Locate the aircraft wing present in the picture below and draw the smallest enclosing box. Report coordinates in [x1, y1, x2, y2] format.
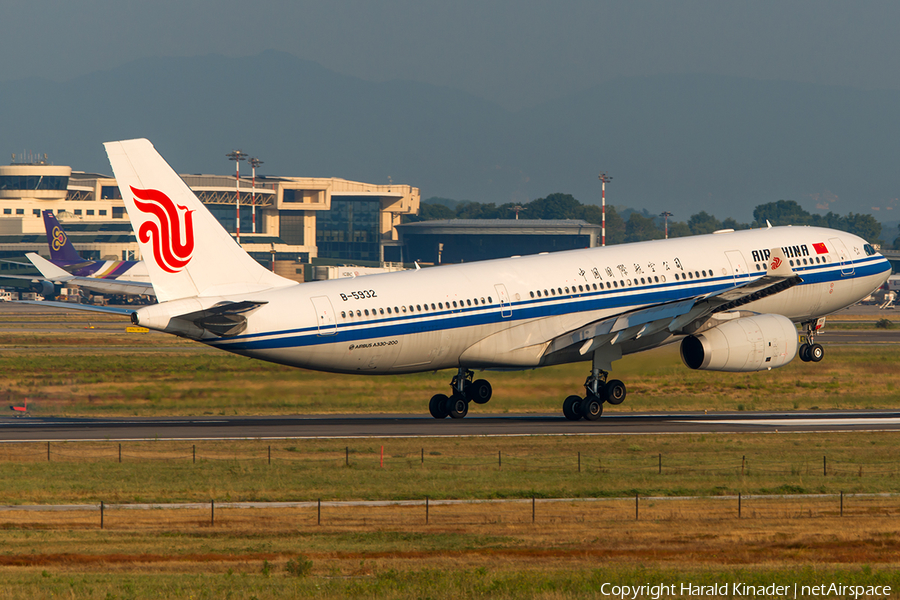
[26, 253, 156, 297]
[0, 259, 34, 268]
[545, 248, 802, 366]
[14, 300, 135, 316]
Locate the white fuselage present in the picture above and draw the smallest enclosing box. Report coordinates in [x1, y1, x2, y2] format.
[153, 226, 889, 375]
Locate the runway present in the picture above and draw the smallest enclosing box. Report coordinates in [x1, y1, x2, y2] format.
[2, 410, 900, 441]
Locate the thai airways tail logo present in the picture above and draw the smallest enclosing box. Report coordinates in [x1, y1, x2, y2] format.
[130, 186, 195, 273]
[50, 226, 67, 252]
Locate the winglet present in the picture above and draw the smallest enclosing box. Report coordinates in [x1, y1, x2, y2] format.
[765, 248, 794, 278]
[26, 252, 73, 281]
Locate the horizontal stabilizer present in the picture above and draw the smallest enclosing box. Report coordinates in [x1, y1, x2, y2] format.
[174, 300, 268, 337]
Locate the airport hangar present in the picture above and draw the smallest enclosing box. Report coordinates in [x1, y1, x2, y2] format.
[0, 156, 603, 287]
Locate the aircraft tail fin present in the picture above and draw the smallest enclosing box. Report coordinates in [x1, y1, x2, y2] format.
[43, 210, 83, 263]
[103, 139, 296, 303]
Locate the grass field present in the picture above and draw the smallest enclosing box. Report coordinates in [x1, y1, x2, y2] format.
[1, 328, 899, 417]
[0, 307, 899, 597]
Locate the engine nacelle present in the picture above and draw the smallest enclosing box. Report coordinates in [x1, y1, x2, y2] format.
[680, 313, 798, 372]
[30, 280, 55, 298]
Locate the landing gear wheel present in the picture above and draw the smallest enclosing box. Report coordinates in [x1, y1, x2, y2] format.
[429, 394, 450, 419]
[467, 379, 492, 404]
[447, 394, 469, 419]
[581, 395, 604, 421]
[808, 343, 824, 362]
[604, 379, 626, 405]
[563, 395, 583, 421]
[798, 343, 811, 362]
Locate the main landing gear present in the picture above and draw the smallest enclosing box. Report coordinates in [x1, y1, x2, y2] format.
[429, 367, 492, 419]
[562, 367, 627, 421]
[798, 318, 825, 363]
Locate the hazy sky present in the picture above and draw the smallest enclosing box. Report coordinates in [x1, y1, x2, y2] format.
[5, 0, 900, 110]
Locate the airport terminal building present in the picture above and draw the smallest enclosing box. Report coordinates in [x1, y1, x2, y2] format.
[0, 155, 613, 289]
[0, 157, 420, 282]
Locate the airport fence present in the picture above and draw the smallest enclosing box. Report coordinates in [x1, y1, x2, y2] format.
[0, 440, 898, 478]
[2, 492, 900, 532]
[3, 440, 900, 530]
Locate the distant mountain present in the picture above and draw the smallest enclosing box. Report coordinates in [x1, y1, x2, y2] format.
[2, 51, 899, 223]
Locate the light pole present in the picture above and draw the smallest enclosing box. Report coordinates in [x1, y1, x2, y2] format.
[249, 157, 263, 234]
[227, 150, 247, 243]
[598, 172, 612, 246]
[660, 211, 673, 239]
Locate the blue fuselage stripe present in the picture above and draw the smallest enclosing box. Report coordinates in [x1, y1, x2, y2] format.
[208, 255, 889, 352]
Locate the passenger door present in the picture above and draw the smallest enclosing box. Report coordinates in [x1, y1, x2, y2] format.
[310, 296, 337, 335]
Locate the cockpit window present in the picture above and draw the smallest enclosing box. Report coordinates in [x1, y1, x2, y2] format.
[864, 244, 877, 256]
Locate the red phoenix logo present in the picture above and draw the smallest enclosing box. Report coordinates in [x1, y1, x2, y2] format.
[130, 187, 195, 273]
[770, 257, 782, 270]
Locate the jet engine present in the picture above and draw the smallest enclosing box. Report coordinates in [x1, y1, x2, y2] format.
[30, 280, 56, 298]
[680, 313, 798, 372]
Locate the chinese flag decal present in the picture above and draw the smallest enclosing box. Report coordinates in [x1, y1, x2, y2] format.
[813, 242, 828, 255]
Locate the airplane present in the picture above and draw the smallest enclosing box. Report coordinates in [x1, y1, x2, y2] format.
[38, 210, 150, 282]
[24, 210, 155, 298]
[73, 138, 892, 420]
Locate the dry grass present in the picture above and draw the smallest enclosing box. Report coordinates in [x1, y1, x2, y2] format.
[1, 498, 900, 570]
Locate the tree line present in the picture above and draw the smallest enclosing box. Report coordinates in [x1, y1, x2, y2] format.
[409, 195, 892, 246]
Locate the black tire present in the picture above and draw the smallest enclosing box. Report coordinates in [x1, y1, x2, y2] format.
[798, 343, 811, 362]
[581, 395, 603, 421]
[809, 343, 824, 362]
[447, 394, 468, 419]
[429, 394, 450, 419]
[604, 379, 626, 405]
[467, 379, 492, 404]
[563, 395, 583, 421]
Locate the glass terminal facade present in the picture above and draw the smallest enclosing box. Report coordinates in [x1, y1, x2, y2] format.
[316, 197, 380, 261]
[0, 175, 68, 191]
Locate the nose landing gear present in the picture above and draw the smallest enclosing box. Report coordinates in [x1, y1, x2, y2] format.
[798, 318, 825, 363]
[429, 367, 493, 419]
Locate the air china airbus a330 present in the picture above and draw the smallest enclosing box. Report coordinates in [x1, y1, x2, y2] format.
[97, 139, 889, 421]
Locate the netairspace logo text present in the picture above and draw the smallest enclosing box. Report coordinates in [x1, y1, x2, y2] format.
[599, 582, 892, 599]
